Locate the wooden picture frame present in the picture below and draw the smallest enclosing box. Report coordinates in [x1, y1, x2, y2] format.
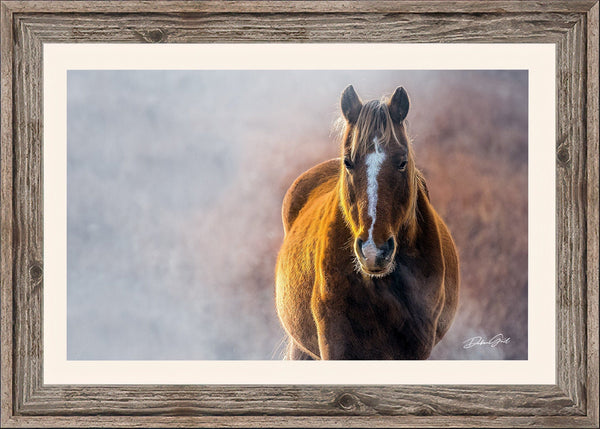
[1, 1, 598, 427]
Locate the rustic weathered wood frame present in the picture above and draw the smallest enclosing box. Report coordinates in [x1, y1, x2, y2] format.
[1, 1, 598, 427]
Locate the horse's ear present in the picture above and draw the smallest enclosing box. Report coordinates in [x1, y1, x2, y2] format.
[341, 85, 362, 124]
[388, 86, 410, 123]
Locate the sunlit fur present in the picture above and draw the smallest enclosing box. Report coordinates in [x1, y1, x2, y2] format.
[275, 86, 460, 360]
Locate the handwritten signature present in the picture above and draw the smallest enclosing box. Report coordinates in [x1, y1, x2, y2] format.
[463, 334, 511, 349]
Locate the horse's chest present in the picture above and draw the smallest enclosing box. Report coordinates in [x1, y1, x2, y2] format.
[345, 294, 402, 346]
[337, 270, 434, 359]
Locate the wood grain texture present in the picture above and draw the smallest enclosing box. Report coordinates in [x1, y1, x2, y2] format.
[1, 2, 15, 427]
[1, 0, 598, 14]
[556, 15, 589, 416]
[15, 12, 580, 43]
[2, 415, 600, 429]
[10, 8, 44, 417]
[18, 385, 583, 416]
[586, 3, 600, 427]
[0, 1, 598, 428]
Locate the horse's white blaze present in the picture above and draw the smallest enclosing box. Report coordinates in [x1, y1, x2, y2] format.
[364, 137, 386, 259]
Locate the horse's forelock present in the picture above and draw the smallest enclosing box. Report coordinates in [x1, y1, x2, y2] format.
[348, 100, 405, 159]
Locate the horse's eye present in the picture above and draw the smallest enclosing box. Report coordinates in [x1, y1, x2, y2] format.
[398, 160, 408, 171]
[344, 157, 354, 170]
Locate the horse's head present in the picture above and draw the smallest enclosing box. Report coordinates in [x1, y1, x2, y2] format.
[338, 85, 417, 277]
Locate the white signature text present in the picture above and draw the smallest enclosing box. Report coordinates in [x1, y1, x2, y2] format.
[463, 334, 511, 349]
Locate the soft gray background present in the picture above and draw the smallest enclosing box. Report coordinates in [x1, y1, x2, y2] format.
[67, 70, 528, 360]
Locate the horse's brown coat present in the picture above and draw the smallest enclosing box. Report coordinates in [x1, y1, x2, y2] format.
[275, 86, 459, 360]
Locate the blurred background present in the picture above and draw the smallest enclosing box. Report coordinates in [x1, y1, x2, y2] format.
[67, 70, 528, 360]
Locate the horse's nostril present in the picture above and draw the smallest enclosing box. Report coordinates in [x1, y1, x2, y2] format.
[356, 238, 365, 259]
[383, 237, 396, 259]
[386, 237, 395, 250]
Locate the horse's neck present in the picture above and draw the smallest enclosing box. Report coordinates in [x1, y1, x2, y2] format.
[398, 175, 426, 248]
[324, 183, 348, 236]
[400, 178, 442, 258]
[398, 216, 419, 250]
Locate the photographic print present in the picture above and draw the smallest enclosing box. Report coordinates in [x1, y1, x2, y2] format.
[66, 69, 528, 361]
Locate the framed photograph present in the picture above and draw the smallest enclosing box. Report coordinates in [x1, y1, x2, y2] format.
[1, 1, 598, 427]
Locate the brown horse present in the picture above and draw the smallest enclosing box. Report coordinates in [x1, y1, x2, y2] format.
[275, 85, 459, 360]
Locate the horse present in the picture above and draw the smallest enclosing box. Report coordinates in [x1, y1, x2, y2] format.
[275, 85, 459, 360]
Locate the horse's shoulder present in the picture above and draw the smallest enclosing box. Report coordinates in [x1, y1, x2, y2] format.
[282, 159, 339, 233]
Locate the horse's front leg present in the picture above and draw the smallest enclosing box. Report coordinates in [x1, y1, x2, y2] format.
[312, 298, 351, 360]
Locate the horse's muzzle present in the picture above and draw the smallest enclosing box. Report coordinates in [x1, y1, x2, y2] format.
[355, 236, 396, 276]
